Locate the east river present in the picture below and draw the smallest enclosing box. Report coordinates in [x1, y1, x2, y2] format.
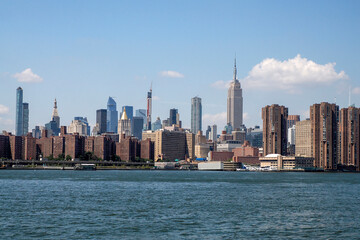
[1, 170, 359, 239]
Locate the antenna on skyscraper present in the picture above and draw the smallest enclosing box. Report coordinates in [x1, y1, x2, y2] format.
[349, 85, 351, 107]
[233, 52, 237, 82]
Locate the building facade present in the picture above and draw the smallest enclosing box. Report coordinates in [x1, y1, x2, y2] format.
[310, 102, 339, 170]
[154, 130, 186, 161]
[287, 115, 300, 128]
[339, 106, 360, 171]
[262, 104, 288, 156]
[22, 102, 29, 135]
[96, 109, 107, 134]
[295, 120, 311, 157]
[210, 124, 217, 142]
[132, 116, 144, 140]
[68, 118, 90, 136]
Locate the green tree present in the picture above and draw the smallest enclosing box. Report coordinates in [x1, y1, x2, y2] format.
[65, 155, 72, 161]
[57, 153, 65, 160]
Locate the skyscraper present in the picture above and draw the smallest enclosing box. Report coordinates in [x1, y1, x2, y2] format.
[227, 58, 243, 130]
[169, 108, 178, 125]
[136, 109, 147, 130]
[96, 109, 107, 134]
[146, 86, 152, 130]
[210, 124, 217, 142]
[45, 99, 60, 136]
[191, 96, 202, 134]
[310, 102, 339, 170]
[339, 106, 360, 171]
[51, 99, 60, 129]
[262, 104, 288, 156]
[205, 126, 211, 140]
[132, 116, 144, 140]
[15, 87, 23, 136]
[121, 106, 133, 121]
[118, 107, 131, 138]
[22, 102, 29, 135]
[107, 97, 118, 133]
[152, 117, 162, 131]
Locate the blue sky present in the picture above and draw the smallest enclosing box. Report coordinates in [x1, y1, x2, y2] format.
[1, 0, 360, 132]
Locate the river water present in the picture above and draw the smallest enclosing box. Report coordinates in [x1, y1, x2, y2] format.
[0, 170, 359, 239]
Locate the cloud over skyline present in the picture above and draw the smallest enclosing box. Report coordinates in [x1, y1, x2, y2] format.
[352, 87, 360, 95]
[211, 80, 232, 89]
[13, 68, 43, 83]
[160, 70, 184, 78]
[243, 55, 347, 92]
[0, 104, 9, 114]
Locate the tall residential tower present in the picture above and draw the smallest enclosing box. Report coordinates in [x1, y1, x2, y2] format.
[146, 85, 152, 130]
[15, 87, 23, 136]
[227, 58, 243, 130]
[191, 96, 202, 134]
[262, 104, 288, 156]
[310, 102, 339, 170]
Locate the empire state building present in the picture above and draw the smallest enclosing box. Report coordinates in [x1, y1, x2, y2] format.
[227, 58, 243, 129]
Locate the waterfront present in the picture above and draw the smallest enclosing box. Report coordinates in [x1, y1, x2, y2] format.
[1, 170, 360, 239]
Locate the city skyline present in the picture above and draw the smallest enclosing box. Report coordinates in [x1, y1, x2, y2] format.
[1, 1, 360, 133]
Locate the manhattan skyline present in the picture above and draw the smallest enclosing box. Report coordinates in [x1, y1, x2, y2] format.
[0, 1, 359, 133]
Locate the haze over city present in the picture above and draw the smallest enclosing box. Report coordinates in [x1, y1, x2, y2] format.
[1, 0, 359, 133]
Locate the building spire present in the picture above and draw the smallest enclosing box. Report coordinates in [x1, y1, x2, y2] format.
[52, 98, 59, 118]
[121, 106, 128, 120]
[233, 55, 237, 82]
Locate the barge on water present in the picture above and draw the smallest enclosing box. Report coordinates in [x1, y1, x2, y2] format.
[74, 164, 96, 171]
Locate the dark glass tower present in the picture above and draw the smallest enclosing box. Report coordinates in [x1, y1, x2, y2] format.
[96, 109, 107, 134]
[169, 108, 178, 125]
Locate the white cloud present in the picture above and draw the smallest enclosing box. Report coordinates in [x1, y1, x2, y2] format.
[153, 96, 160, 100]
[211, 80, 231, 89]
[243, 112, 249, 121]
[13, 68, 43, 83]
[0, 117, 13, 125]
[352, 87, 360, 95]
[243, 54, 347, 92]
[160, 70, 184, 78]
[203, 112, 227, 128]
[0, 104, 9, 114]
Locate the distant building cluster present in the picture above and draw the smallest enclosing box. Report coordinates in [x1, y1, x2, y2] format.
[3, 59, 360, 172]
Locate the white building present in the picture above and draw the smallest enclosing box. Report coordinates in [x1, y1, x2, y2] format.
[210, 124, 217, 142]
[288, 125, 296, 145]
[68, 120, 88, 136]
